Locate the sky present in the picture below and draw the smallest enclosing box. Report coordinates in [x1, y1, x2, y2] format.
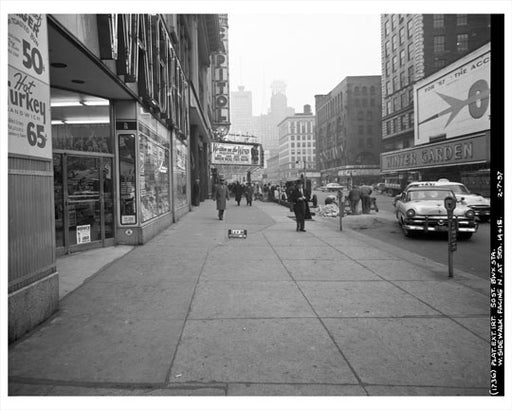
[228, 13, 382, 116]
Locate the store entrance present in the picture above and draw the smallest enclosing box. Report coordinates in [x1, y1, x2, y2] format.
[54, 153, 114, 255]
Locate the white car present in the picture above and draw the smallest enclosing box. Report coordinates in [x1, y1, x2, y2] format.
[321, 183, 345, 192]
[395, 186, 478, 240]
[403, 179, 490, 222]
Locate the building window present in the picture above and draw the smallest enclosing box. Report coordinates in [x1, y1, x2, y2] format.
[408, 65, 414, 83]
[391, 14, 397, 30]
[433, 14, 444, 28]
[409, 112, 414, 128]
[387, 100, 392, 115]
[401, 115, 407, 130]
[393, 76, 399, 92]
[385, 20, 390, 36]
[407, 44, 413, 61]
[362, 86, 368, 95]
[434, 58, 446, 70]
[393, 118, 398, 133]
[291, 136, 294, 141]
[401, 92, 408, 107]
[385, 41, 390, 57]
[433, 35, 445, 53]
[291, 143, 295, 148]
[457, 34, 469, 52]
[362, 99, 368, 107]
[358, 125, 364, 135]
[386, 121, 391, 135]
[400, 71, 406, 88]
[392, 56, 397, 71]
[358, 110, 364, 120]
[399, 50, 405, 66]
[407, 19, 413, 37]
[385, 62, 390, 76]
[399, 27, 405, 45]
[392, 35, 397, 51]
[457, 14, 467, 26]
[354, 86, 360, 95]
[370, 86, 376, 95]
[386, 81, 392, 96]
[394, 96, 400, 111]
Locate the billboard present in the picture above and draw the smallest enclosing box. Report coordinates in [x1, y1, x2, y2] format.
[211, 142, 262, 166]
[414, 43, 490, 145]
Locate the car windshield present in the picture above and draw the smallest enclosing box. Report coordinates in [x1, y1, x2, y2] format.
[444, 184, 470, 194]
[408, 190, 454, 201]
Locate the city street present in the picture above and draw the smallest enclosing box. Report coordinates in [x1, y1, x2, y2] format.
[9, 199, 490, 401]
[312, 190, 491, 280]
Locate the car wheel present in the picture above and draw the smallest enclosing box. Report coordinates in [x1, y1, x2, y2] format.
[457, 232, 473, 240]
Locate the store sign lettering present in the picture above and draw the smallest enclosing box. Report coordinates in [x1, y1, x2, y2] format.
[381, 134, 488, 172]
[211, 15, 230, 135]
[8, 14, 51, 159]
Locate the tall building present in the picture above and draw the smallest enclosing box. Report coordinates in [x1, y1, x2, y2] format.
[277, 105, 316, 182]
[315, 76, 382, 186]
[229, 85, 254, 135]
[254, 80, 295, 158]
[8, 14, 226, 342]
[380, 14, 491, 152]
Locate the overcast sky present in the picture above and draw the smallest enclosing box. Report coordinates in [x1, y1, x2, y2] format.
[228, 13, 382, 116]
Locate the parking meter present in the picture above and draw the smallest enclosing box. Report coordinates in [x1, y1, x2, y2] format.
[444, 196, 457, 277]
[444, 196, 456, 212]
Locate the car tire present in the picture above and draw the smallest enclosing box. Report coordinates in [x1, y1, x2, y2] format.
[457, 232, 473, 240]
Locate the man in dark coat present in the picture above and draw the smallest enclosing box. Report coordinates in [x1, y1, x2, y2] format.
[348, 186, 361, 215]
[359, 185, 373, 214]
[234, 181, 244, 206]
[288, 180, 308, 232]
[245, 183, 254, 206]
[213, 176, 229, 220]
[192, 178, 200, 206]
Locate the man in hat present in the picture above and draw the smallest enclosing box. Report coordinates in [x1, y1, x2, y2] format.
[213, 176, 229, 220]
[288, 180, 308, 232]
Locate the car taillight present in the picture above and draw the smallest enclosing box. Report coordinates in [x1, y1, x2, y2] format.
[406, 209, 415, 217]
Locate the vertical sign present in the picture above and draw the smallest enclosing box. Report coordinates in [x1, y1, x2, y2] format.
[8, 14, 52, 159]
[211, 14, 230, 137]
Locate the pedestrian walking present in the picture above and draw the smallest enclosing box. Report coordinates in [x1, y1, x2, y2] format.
[192, 178, 201, 206]
[360, 185, 373, 214]
[348, 186, 361, 215]
[234, 181, 244, 206]
[213, 176, 229, 220]
[288, 180, 307, 232]
[245, 183, 254, 206]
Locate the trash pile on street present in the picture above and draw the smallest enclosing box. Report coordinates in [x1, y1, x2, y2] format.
[316, 203, 339, 217]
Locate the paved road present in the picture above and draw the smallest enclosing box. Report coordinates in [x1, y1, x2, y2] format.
[311, 190, 491, 280]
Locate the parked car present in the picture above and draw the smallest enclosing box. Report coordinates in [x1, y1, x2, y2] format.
[394, 179, 490, 222]
[394, 186, 478, 240]
[320, 183, 345, 192]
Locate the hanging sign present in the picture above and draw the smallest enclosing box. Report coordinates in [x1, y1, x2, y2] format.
[8, 14, 52, 159]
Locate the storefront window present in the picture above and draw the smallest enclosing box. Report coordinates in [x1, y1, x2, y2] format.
[139, 132, 170, 223]
[51, 88, 111, 153]
[118, 133, 137, 225]
[174, 137, 188, 209]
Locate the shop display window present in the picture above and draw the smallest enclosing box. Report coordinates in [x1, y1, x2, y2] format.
[174, 138, 188, 209]
[118, 133, 137, 225]
[139, 133, 170, 223]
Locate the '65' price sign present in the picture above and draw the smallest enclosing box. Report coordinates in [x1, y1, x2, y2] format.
[8, 14, 51, 159]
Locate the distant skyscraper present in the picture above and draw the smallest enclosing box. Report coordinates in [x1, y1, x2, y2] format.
[254, 80, 295, 158]
[230, 85, 254, 136]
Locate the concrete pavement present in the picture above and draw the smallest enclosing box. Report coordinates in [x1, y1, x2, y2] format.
[8, 198, 491, 400]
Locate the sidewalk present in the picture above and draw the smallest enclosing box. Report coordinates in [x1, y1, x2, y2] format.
[8, 198, 490, 399]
